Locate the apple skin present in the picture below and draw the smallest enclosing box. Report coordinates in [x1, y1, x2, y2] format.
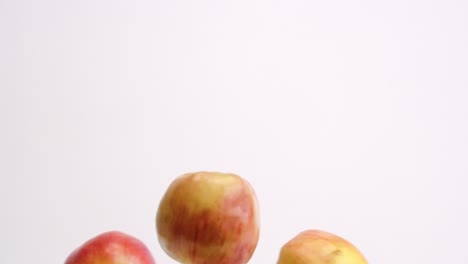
[277, 230, 367, 264]
[156, 171, 260, 264]
[65, 231, 156, 264]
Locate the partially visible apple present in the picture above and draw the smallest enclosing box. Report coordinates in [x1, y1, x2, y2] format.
[156, 171, 260, 264]
[65, 231, 155, 264]
[277, 230, 367, 264]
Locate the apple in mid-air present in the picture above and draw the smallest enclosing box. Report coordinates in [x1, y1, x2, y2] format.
[156, 171, 260, 264]
[277, 230, 367, 264]
[65, 231, 155, 264]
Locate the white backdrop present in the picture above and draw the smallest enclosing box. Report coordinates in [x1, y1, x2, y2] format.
[1, 0, 467, 263]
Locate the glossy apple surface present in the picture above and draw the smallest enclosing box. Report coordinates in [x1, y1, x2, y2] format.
[156, 171, 260, 264]
[277, 230, 367, 264]
[65, 231, 155, 264]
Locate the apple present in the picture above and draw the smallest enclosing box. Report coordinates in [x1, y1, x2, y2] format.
[156, 171, 260, 264]
[277, 230, 367, 264]
[65, 231, 155, 264]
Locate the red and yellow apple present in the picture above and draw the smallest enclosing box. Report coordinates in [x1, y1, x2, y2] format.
[156, 171, 260, 264]
[65, 231, 155, 264]
[277, 230, 367, 264]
